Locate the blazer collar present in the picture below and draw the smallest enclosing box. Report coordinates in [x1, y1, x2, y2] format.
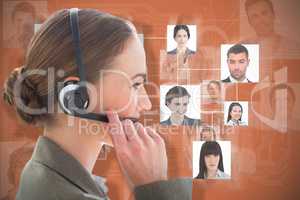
[31, 136, 107, 197]
[229, 75, 250, 83]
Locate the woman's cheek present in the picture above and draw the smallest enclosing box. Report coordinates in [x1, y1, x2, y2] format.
[110, 85, 140, 117]
[204, 159, 210, 168]
[233, 114, 239, 119]
[118, 90, 139, 117]
[108, 88, 132, 112]
[99, 76, 127, 109]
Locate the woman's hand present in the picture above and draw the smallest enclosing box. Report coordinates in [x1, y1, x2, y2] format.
[107, 111, 168, 188]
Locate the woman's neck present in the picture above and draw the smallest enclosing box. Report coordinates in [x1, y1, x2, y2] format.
[206, 169, 217, 178]
[232, 118, 241, 123]
[177, 46, 187, 53]
[44, 117, 105, 173]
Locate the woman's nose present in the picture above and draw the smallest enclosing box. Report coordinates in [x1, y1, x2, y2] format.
[138, 87, 152, 111]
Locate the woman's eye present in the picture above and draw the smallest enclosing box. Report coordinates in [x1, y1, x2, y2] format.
[132, 82, 143, 89]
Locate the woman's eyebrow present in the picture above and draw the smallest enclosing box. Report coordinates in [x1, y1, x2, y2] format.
[131, 73, 147, 80]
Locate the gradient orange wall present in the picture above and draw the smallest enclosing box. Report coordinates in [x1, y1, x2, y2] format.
[0, 0, 300, 200]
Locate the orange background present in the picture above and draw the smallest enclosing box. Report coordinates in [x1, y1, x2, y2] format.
[0, 0, 300, 200]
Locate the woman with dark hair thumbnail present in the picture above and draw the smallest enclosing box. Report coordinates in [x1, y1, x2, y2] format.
[226, 102, 247, 126]
[167, 25, 195, 57]
[195, 141, 230, 179]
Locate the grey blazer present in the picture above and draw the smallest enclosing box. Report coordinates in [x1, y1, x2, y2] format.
[222, 76, 252, 83]
[160, 115, 201, 126]
[16, 136, 192, 200]
[221, 77, 231, 83]
[167, 48, 195, 55]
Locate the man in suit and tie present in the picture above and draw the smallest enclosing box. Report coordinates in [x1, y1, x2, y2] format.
[222, 44, 252, 83]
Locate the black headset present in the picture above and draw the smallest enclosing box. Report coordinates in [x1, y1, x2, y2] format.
[58, 8, 109, 122]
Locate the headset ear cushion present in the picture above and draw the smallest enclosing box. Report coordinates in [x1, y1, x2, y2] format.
[58, 80, 90, 114]
[74, 86, 89, 109]
[59, 82, 79, 114]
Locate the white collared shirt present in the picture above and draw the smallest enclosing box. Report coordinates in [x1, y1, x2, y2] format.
[227, 119, 247, 126]
[204, 169, 230, 179]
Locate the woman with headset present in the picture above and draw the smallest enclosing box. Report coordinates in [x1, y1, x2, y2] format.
[3, 8, 191, 200]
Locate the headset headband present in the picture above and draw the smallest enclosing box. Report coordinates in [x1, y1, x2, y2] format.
[65, 8, 137, 123]
[69, 8, 87, 84]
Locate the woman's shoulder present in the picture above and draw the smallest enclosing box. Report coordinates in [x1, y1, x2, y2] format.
[226, 120, 247, 126]
[186, 48, 196, 55]
[17, 160, 96, 200]
[216, 170, 231, 179]
[160, 118, 171, 125]
[167, 49, 177, 54]
[17, 160, 59, 199]
[226, 120, 235, 126]
[239, 120, 247, 126]
[183, 116, 201, 126]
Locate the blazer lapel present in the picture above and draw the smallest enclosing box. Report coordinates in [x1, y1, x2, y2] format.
[31, 136, 107, 198]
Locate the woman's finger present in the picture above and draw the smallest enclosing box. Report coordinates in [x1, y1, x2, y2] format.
[134, 122, 151, 143]
[122, 119, 139, 142]
[106, 111, 127, 146]
[145, 127, 164, 144]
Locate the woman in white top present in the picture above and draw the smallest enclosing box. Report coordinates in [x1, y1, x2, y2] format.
[194, 141, 230, 180]
[226, 102, 247, 126]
